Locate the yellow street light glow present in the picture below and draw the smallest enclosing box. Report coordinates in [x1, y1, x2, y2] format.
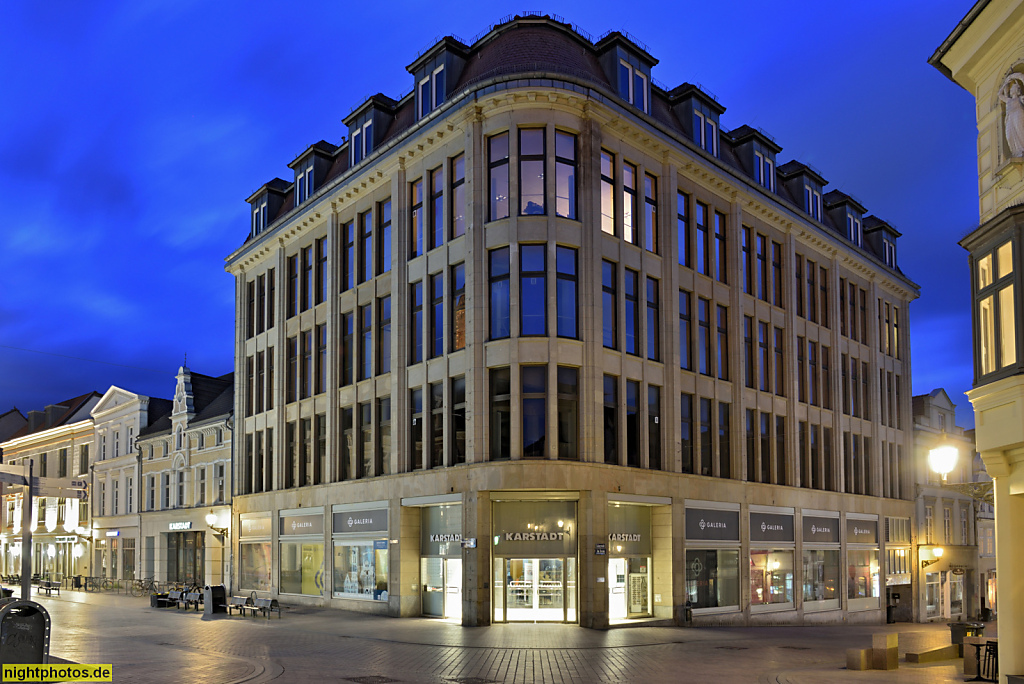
[928, 444, 959, 479]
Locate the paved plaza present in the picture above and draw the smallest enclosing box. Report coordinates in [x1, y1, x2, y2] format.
[19, 590, 984, 683]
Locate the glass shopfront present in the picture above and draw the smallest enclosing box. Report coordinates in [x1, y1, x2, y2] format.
[420, 504, 462, 620]
[846, 516, 880, 611]
[492, 499, 577, 623]
[685, 504, 741, 612]
[239, 514, 272, 591]
[802, 513, 840, 612]
[332, 504, 389, 601]
[167, 530, 204, 585]
[749, 509, 795, 611]
[607, 503, 652, 620]
[279, 510, 324, 596]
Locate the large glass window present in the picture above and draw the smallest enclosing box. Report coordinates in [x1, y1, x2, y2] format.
[489, 133, 510, 221]
[624, 269, 639, 355]
[429, 166, 443, 251]
[280, 541, 324, 596]
[555, 131, 577, 219]
[847, 549, 880, 600]
[378, 296, 391, 375]
[360, 211, 373, 284]
[647, 277, 660, 361]
[451, 263, 466, 351]
[681, 393, 694, 474]
[359, 305, 372, 381]
[602, 261, 617, 349]
[430, 272, 444, 358]
[490, 247, 511, 339]
[522, 366, 546, 459]
[601, 151, 615, 235]
[696, 203, 709, 276]
[240, 543, 272, 591]
[749, 550, 794, 606]
[716, 305, 729, 380]
[604, 375, 618, 465]
[714, 211, 727, 283]
[679, 290, 692, 370]
[410, 282, 423, 364]
[648, 385, 661, 470]
[686, 549, 739, 609]
[430, 383, 444, 469]
[378, 199, 391, 274]
[451, 378, 466, 465]
[410, 389, 423, 470]
[802, 549, 839, 604]
[410, 178, 424, 258]
[557, 366, 578, 461]
[519, 129, 545, 215]
[340, 312, 353, 387]
[623, 163, 637, 244]
[490, 368, 511, 460]
[556, 246, 578, 339]
[520, 245, 547, 336]
[451, 155, 465, 238]
[625, 380, 640, 467]
[333, 541, 389, 600]
[644, 173, 658, 253]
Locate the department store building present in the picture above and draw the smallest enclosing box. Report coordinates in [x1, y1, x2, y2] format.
[226, 14, 918, 628]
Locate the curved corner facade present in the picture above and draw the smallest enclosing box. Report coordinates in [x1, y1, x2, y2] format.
[225, 16, 918, 628]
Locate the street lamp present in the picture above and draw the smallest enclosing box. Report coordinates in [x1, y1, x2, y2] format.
[928, 443, 959, 482]
[205, 510, 227, 536]
[922, 546, 944, 569]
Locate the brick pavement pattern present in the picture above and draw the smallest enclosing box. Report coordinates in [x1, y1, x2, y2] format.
[25, 591, 978, 683]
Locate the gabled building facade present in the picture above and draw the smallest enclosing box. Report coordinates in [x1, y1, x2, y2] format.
[228, 15, 919, 628]
[0, 392, 101, 579]
[136, 367, 233, 587]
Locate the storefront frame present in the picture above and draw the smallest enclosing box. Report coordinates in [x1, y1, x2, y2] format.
[846, 514, 881, 612]
[684, 500, 741, 616]
[279, 507, 325, 597]
[331, 501, 389, 602]
[801, 510, 841, 613]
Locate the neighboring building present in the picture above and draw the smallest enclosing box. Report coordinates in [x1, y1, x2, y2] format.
[90, 387, 171, 582]
[227, 15, 919, 627]
[0, 409, 28, 456]
[967, 429, 998, 620]
[0, 392, 102, 579]
[932, 0, 1024, 678]
[136, 367, 233, 587]
[911, 389, 979, 622]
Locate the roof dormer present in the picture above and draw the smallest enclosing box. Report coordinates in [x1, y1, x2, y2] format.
[343, 94, 397, 167]
[823, 190, 867, 247]
[246, 178, 290, 239]
[595, 31, 658, 115]
[778, 161, 827, 222]
[406, 37, 469, 121]
[863, 216, 902, 269]
[729, 125, 782, 193]
[288, 141, 338, 206]
[668, 83, 725, 157]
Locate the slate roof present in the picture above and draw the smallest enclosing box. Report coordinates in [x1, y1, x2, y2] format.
[244, 14, 909, 278]
[138, 372, 233, 438]
[7, 392, 102, 440]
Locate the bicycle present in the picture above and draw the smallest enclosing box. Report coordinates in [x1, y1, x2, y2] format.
[130, 577, 158, 597]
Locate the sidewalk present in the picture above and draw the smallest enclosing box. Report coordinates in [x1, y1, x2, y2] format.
[26, 590, 985, 683]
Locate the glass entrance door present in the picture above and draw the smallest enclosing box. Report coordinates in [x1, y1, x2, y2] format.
[444, 558, 462, 621]
[504, 558, 567, 622]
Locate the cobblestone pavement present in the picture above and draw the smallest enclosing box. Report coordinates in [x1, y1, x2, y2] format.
[22, 590, 985, 683]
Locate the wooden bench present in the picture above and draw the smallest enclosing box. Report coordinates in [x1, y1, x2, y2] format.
[253, 597, 281, 619]
[222, 596, 252, 616]
[39, 580, 60, 597]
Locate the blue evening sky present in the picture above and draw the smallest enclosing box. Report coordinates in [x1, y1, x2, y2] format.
[0, 1, 979, 426]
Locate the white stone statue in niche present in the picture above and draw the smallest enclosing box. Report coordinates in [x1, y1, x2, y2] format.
[1000, 71, 1024, 158]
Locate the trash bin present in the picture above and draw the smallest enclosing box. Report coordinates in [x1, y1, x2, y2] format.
[949, 621, 985, 656]
[72, 576, 82, 590]
[678, 601, 694, 627]
[0, 600, 50, 664]
[980, 607, 992, 622]
[886, 605, 896, 624]
[204, 585, 227, 616]
[151, 592, 170, 608]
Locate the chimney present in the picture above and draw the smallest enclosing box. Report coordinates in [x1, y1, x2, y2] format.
[27, 410, 45, 431]
[45, 404, 68, 426]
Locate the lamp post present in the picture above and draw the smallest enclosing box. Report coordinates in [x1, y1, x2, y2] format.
[928, 442, 959, 482]
[205, 510, 227, 585]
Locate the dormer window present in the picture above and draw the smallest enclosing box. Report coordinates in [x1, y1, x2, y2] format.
[418, 65, 445, 119]
[252, 197, 268, 236]
[754, 152, 775, 192]
[976, 240, 1016, 374]
[352, 120, 373, 165]
[804, 185, 822, 221]
[883, 236, 896, 267]
[296, 160, 314, 204]
[846, 212, 862, 246]
[693, 111, 718, 156]
[618, 61, 648, 113]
